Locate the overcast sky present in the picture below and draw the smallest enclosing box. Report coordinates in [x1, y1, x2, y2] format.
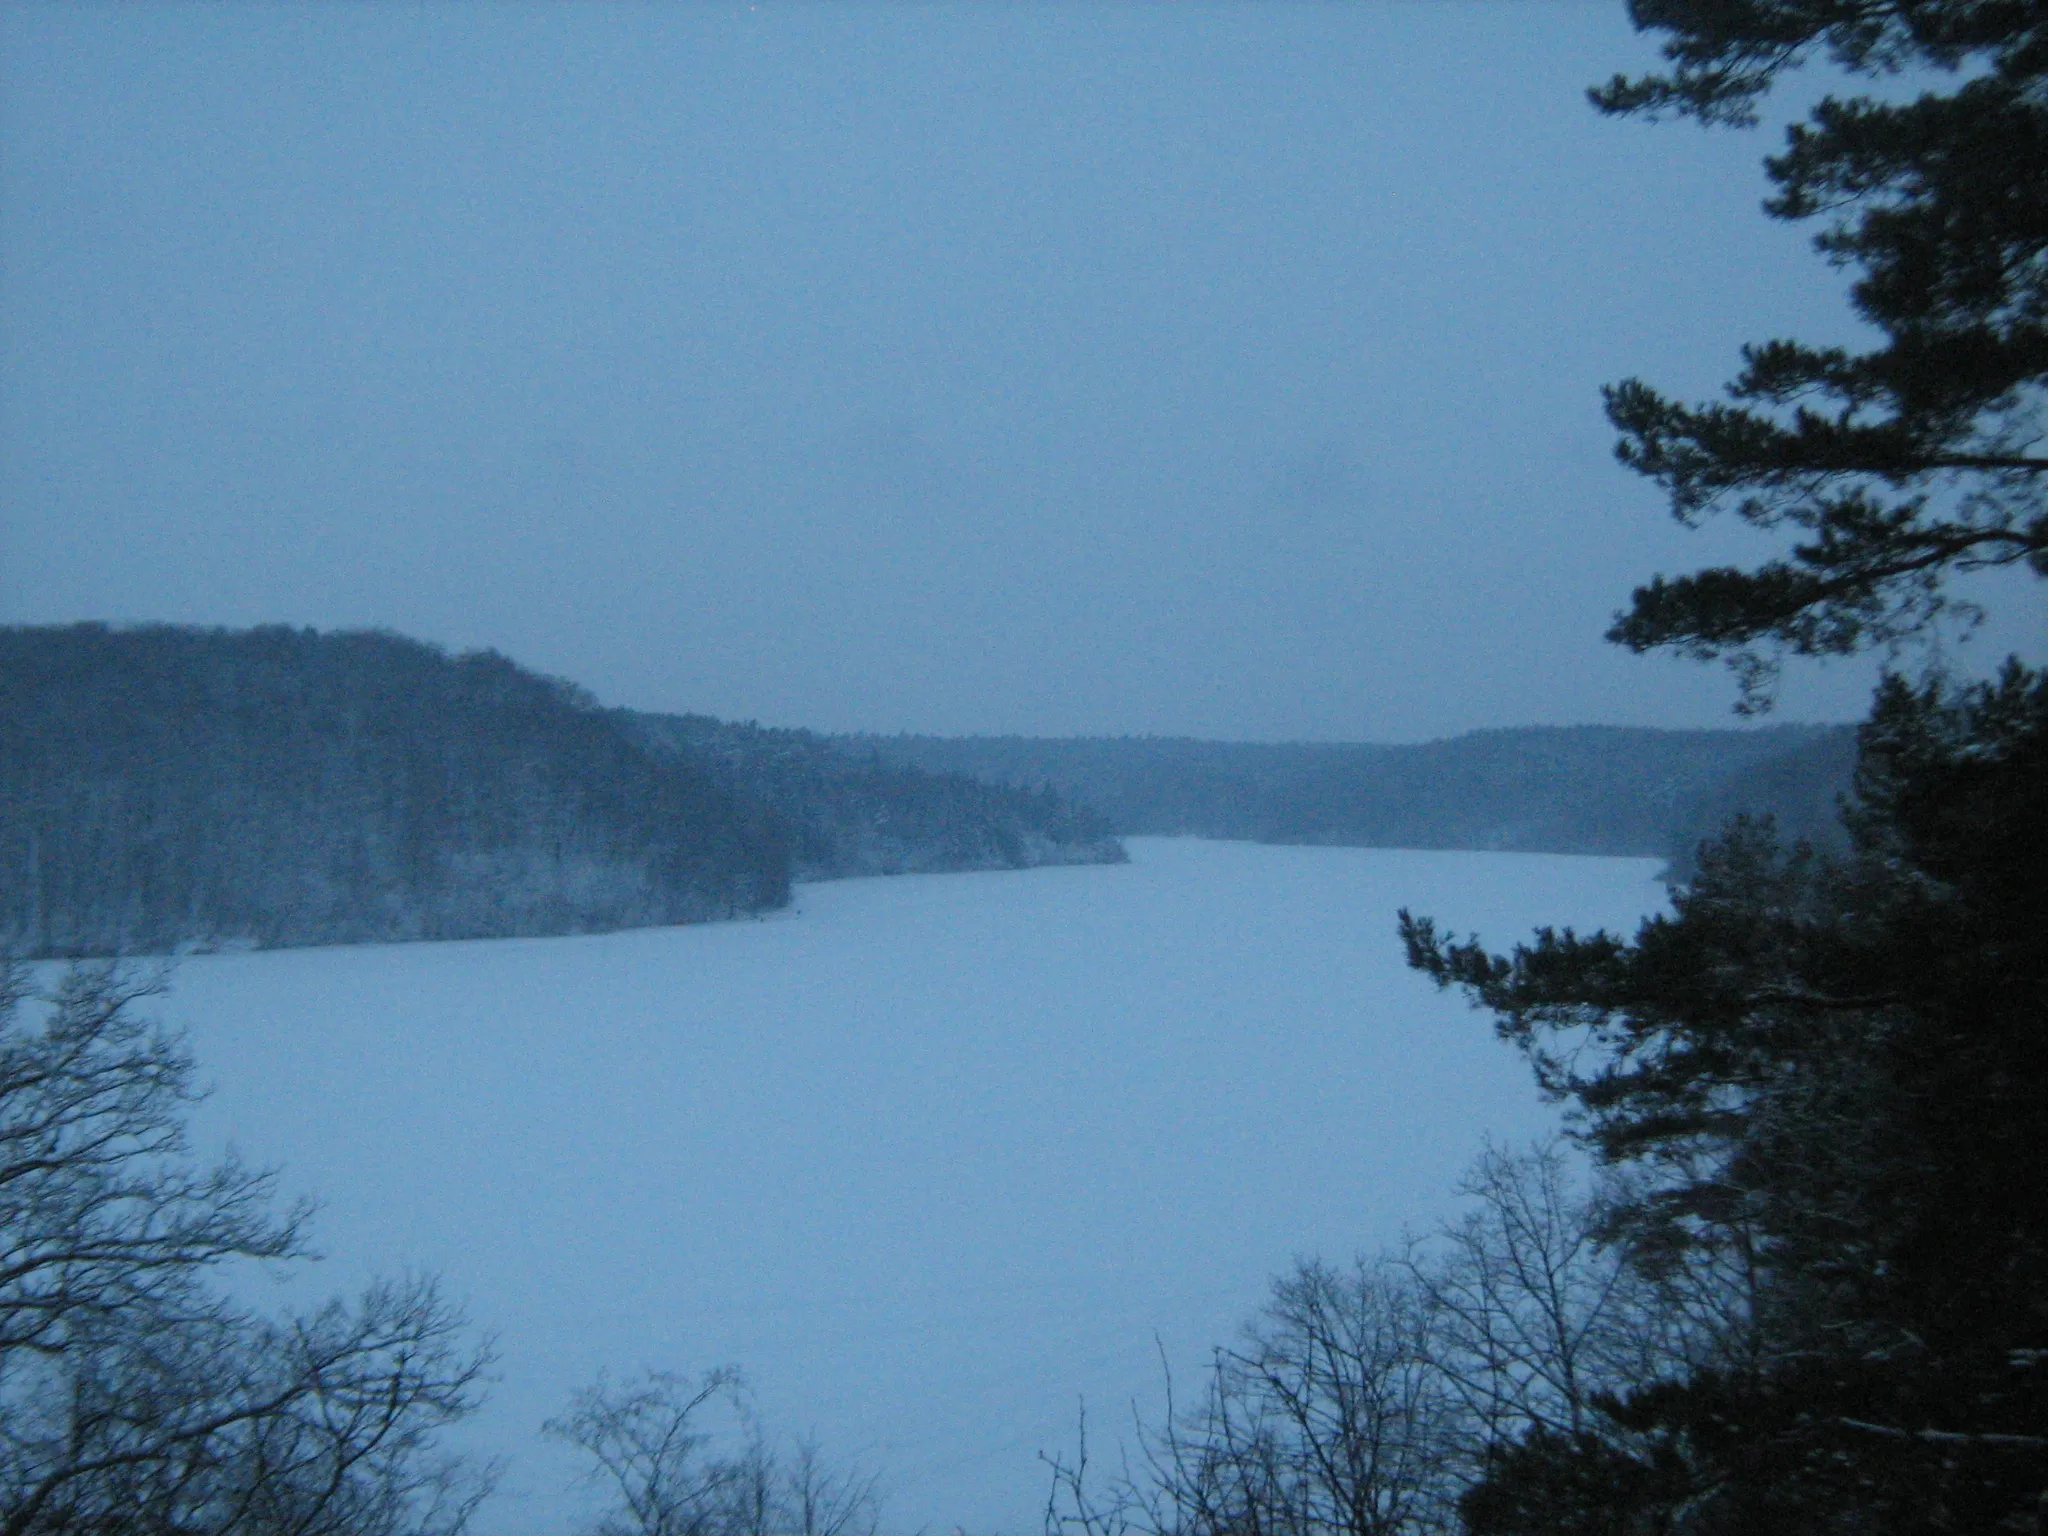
[4, 2, 2040, 740]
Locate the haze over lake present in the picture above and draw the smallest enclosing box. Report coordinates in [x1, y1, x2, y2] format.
[164, 839, 1667, 1536]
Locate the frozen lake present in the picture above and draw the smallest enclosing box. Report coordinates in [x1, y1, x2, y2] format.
[163, 838, 1667, 1536]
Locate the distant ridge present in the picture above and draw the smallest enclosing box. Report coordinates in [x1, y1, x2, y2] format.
[0, 624, 790, 956]
[0, 624, 1121, 958]
[626, 712, 1124, 882]
[850, 725, 1859, 873]
[0, 621, 1854, 958]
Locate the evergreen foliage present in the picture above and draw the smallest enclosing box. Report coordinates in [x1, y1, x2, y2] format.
[1400, 4, 2048, 1527]
[1657, 723, 1858, 880]
[1403, 670, 2048, 1531]
[1592, 0, 2048, 708]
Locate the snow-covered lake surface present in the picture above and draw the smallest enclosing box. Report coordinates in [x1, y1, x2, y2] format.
[165, 838, 1667, 1536]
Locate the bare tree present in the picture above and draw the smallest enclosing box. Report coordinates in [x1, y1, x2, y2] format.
[547, 1369, 882, 1536]
[0, 957, 491, 1536]
[778, 1436, 885, 1536]
[0, 960, 302, 1355]
[1047, 1142, 1748, 1536]
[1047, 1260, 1464, 1536]
[1407, 1142, 1669, 1455]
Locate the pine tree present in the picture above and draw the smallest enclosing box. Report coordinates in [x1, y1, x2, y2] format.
[1404, 5, 2048, 1528]
[1589, 0, 2048, 707]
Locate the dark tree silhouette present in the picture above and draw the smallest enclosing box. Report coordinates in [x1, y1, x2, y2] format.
[1401, 5, 2048, 1528]
[0, 959, 490, 1536]
[1590, 1, 2048, 707]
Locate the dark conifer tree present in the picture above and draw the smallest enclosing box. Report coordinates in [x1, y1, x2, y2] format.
[1590, 0, 2048, 707]
[1405, 5, 2048, 1529]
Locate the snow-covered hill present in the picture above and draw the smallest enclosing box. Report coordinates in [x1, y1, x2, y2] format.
[166, 838, 1666, 1536]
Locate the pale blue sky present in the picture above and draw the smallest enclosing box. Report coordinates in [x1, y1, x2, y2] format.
[4, 2, 2038, 738]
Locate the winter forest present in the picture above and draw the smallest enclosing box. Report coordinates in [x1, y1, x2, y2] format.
[2, 3, 2045, 1535]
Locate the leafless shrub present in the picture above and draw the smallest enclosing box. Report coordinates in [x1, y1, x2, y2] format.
[1047, 1141, 1742, 1536]
[1407, 1141, 1690, 1454]
[547, 1369, 882, 1536]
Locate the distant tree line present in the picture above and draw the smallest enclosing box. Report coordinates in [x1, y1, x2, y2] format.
[855, 726, 1855, 871]
[0, 624, 788, 956]
[1655, 725, 1857, 883]
[630, 713, 1124, 882]
[0, 625, 1121, 959]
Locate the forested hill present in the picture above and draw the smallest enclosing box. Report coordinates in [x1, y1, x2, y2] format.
[628, 714, 1123, 880]
[0, 625, 1123, 959]
[0, 624, 791, 956]
[853, 725, 1858, 869]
